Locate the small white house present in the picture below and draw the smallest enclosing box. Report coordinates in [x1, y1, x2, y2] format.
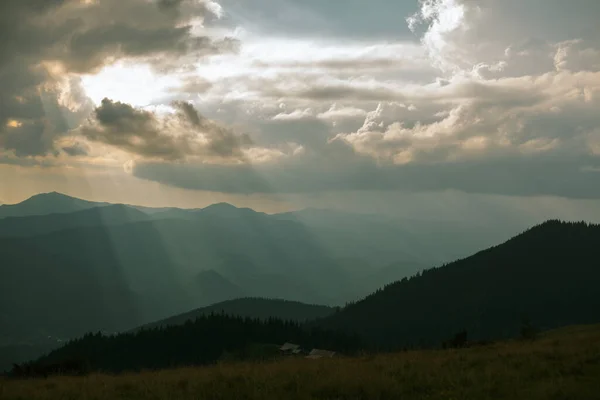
[280, 342, 301, 354]
[306, 349, 335, 359]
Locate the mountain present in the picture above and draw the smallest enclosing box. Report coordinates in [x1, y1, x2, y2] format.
[0, 192, 539, 371]
[11, 215, 351, 305]
[0, 235, 143, 340]
[0, 192, 106, 219]
[316, 221, 600, 349]
[190, 270, 248, 306]
[0, 208, 356, 348]
[135, 298, 335, 332]
[356, 261, 426, 298]
[0, 192, 523, 269]
[0, 194, 530, 340]
[199, 202, 260, 217]
[0, 204, 151, 238]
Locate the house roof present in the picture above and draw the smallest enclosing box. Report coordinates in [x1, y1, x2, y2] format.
[307, 349, 335, 358]
[280, 342, 300, 351]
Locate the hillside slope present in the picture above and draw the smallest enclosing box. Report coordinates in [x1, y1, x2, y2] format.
[0, 213, 352, 343]
[19, 216, 352, 303]
[317, 221, 600, 349]
[4, 324, 600, 399]
[0, 239, 144, 339]
[18, 314, 361, 374]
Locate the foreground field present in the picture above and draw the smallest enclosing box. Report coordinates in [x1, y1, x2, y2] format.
[2, 325, 600, 400]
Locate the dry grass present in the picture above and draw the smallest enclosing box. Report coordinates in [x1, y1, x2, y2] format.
[2, 324, 600, 400]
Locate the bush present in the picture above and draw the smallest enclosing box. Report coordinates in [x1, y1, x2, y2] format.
[520, 318, 539, 341]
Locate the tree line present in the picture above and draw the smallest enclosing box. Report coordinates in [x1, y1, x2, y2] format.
[10, 312, 362, 377]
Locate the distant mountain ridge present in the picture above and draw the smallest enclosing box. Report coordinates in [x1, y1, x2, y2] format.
[0, 192, 518, 267]
[0, 204, 358, 349]
[0, 192, 107, 219]
[0, 204, 151, 238]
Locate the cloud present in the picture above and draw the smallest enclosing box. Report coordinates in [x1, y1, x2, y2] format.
[247, 41, 432, 76]
[79, 98, 253, 161]
[0, 0, 236, 160]
[4, 0, 600, 202]
[272, 109, 314, 121]
[130, 144, 600, 199]
[554, 39, 600, 73]
[51, 0, 234, 73]
[130, 65, 600, 198]
[173, 76, 214, 95]
[317, 104, 368, 121]
[407, 0, 600, 75]
[61, 141, 90, 157]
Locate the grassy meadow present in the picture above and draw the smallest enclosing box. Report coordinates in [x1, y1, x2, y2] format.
[2, 324, 600, 400]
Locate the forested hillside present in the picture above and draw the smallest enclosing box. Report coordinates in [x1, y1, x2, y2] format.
[317, 221, 600, 349]
[16, 314, 362, 375]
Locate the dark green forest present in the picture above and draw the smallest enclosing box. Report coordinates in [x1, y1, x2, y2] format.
[13, 314, 361, 376]
[316, 221, 600, 349]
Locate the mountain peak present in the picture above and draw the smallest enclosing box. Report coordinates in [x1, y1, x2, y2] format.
[20, 191, 90, 204]
[28, 191, 75, 201]
[0, 192, 103, 219]
[17, 192, 93, 208]
[200, 202, 260, 216]
[203, 202, 239, 211]
[516, 219, 595, 239]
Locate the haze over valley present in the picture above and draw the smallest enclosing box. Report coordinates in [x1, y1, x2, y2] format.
[0, 192, 510, 347]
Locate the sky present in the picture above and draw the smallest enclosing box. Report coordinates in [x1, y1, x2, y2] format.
[1, 0, 600, 222]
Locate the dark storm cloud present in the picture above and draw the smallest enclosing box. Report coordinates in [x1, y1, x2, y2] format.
[175, 101, 203, 127]
[132, 149, 600, 199]
[0, 1, 63, 156]
[80, 98, 252, 160]
[81, 99, 190, 160]
[172, 100, 253, 157]
[61, 142, 89, 157]
[0, 0, 237, 159]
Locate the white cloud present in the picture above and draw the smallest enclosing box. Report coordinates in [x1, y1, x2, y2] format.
[272, 108, 314, 121]
[317, 104, 367, 121]
[338, 70, 600, 165]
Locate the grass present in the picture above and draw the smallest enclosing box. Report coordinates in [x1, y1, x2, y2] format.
[2, 324, 600, 400]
